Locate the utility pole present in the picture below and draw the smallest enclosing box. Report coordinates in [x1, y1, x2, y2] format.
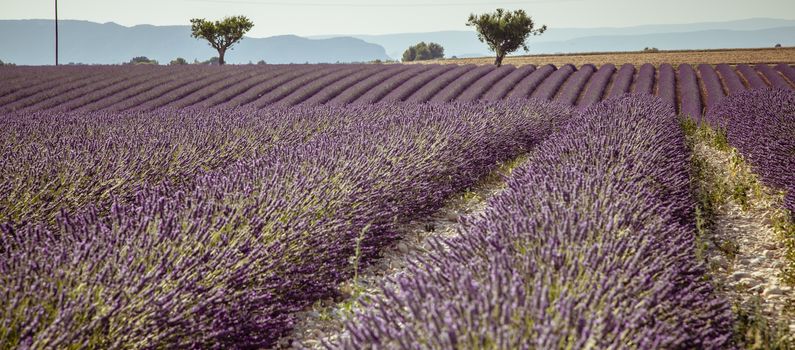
[55, 0, 59, 66]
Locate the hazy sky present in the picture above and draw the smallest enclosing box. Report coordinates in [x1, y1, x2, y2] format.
[3, 0, 795, 37]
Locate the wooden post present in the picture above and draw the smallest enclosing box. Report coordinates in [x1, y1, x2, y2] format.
[55, 0, 59, 66]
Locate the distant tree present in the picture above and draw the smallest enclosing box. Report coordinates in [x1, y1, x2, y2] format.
[206, 57, 220, 65]
[0, 59, 4, 66]
[643, 47, 660, 53]
[257, 60, 267, 65]
[190, 16, 254, 65]
[402, 42, 445, 62]
[775, 43, 782, 48]
[466, 9, 546, 67]
[402, 46, 417, 62]
[428, 42, 445, 59]
[128, 56, 158, 65]
[170, 57, 188, 65]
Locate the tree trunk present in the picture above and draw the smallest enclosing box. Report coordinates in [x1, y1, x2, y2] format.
[494, 53, 505, 67]
[218, 49, 226, 65]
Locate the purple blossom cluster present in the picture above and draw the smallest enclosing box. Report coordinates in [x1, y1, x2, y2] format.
[776, 64, 795, 86]
[577, 63, 616, 109]
[678, 63, 703, 121]
[430, 65, 495, 103]
[530, 64, 575, 101]
[404, 65, 476, 103]
[607, 63, 635, 98]
[736, 64, 767, 89]
[0, 100, 573, 348]
[716, 63, 746, 94]
[698, 64, 726, 109]
[481, 64, 536, 101]
[707, 88, 795, 215]
[632, 63, 655, 94]
[554, 64, 595, 106]
[657, 63, 676, 109]
[455, 65, 515, 102]
[503, 64, 553, 100]
[339, 94, 734, 349]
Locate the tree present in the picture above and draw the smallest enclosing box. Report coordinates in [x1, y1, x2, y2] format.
[428, 42, 444, 59]
[190, 16, 254, 65]
[170, 57, 188, 65]
[466, 9, 546, 67]
[775, 43, 782, 48]
[402, 46, 417, 62]
[205, 57, 220, 65]
[128, 56, 158, 65]
[402, 42, 445, 62]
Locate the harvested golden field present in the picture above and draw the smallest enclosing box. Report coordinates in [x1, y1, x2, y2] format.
[413, 47, 795, 67]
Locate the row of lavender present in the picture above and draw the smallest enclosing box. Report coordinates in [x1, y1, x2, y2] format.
[706, 88, 795, 216]
[1, 63, 793, 115]
[0, 101, 571, 348]
[338, 95, 735, 349]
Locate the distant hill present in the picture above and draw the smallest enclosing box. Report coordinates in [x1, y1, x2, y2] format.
[2, 18, 795, 65]
[0, 20, 390, 65]
[531, 27, 795, 53]
[315, 18, 795, 58]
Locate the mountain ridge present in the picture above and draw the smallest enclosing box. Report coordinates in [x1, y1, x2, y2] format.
[2, 18, 794, 64]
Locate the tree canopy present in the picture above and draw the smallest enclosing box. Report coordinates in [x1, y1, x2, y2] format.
[466, 9, 546, 66]
[402, 42, 445, 62]
[170, 57, 188, 65]
[127, 56, 158, 65]
[190, 16, 254, 65]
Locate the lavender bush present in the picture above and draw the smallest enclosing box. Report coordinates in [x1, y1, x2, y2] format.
[308, 65, 405, 106]
[529, 64, 575, 101]
[576, 63, 615, 109]
[607, 63, 635, 98]
[481, 64, 536, 101]
[377, 65, 456, 103]
[716, 64, 746, 94]
[775, 64, 795, 87]
[707, 88, 795, 215]
[455, 65, 515, 102]
[351, 65, 436, 104]
[657, 63, 676, 110]
[736, 64, 767, 89]
[504, 64, 554, 100]
[554, 64, 595, 106]
[678, 64, 702, 121]
[633, 63, 655, 94]
[430, 65, 495, 103]
[274, 65, 379, 107]
[218, 65, 327, 108]
[404, 65, 474, 103]
[698, 64, 726, 109]
[756, 64, 792, 90]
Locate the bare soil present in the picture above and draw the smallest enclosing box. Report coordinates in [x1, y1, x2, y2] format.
[411, 47, 795, 68]
[690, 132, 795, 345]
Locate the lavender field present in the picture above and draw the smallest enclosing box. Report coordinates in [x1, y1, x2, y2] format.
[1, 63, 794, 116]
[1, 62, 794, 349]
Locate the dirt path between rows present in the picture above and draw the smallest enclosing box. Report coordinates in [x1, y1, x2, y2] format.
[688, 127, 795, 346]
